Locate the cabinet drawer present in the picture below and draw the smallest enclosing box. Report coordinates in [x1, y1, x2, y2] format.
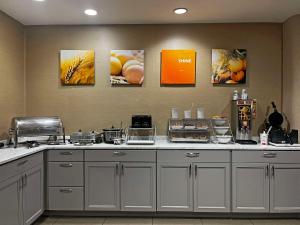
[48, 162, 83, 186]
[0, 152, 43, 183]
[157, 150, 230, 163]
[48, 187, 84, 210]
[47, 150, 83, 161]
[85, 150, 156, 162]
[232, 151, 300, 163]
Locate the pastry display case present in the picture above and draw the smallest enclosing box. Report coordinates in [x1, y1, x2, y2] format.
[168, 119, 212, 143]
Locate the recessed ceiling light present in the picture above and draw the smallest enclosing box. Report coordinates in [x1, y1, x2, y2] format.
[84, 9, 98, 16]
[33, 0, 46, 2]
[174, 8, 188, 15]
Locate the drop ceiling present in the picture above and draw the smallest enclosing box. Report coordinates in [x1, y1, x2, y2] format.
[0, 0, 300, 25]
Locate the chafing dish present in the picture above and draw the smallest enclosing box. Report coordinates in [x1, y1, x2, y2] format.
[10, 116, 65, 148]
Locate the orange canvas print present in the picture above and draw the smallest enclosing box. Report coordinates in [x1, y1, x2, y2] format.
[161, 50, 196, 85]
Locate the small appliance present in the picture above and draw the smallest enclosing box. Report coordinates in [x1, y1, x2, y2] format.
[267, 102, 298, 145]
[102, 126, 123, 144]
[231, 99, 257, 142]
[131, 115, 152, 128]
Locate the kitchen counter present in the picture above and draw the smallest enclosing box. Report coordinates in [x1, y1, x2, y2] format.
[1, 138, 300, 166]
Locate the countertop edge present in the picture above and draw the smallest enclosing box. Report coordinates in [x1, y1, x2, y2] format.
[1, 142, 300, 166]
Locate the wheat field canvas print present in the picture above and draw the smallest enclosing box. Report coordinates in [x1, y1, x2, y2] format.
[60, 50, 95, 85]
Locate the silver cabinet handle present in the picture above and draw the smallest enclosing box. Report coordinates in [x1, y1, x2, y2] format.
[186, 152, 200, 158]
[195, 165, 197, 177]
[189, 164, 192, 177]
[60, 163, 73, 167]
[272, 165, 275, 177]
[60, 151, 73, 155]
[116, 164, 119, 175]
[60, 189, 73, 193]
[21, 176, 24, 188]
[18, 160, 28, 166]
[121, 164, 124, 175]
[266, 165, 269, 177]
[18, 178, 21, 192]
[263, 152, 277, 158]
[113, 151, 126, 156]
[24, 174, 27, 187]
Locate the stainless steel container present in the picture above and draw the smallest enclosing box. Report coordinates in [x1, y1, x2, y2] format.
[70, 131, 102, 145]
[10, 117, 65, 148]
[102, 127, 123, 144]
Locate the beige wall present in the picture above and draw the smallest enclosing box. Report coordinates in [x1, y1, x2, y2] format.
[283, 15, 300, 131]
[25, 24, 282, 135]
[0, 11, 25, 136]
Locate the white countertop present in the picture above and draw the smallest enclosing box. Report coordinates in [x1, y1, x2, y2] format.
[1, 138, 300, 166]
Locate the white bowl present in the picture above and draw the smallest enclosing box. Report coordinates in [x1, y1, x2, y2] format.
[213, 119, 226, 126]
[216, 135, 232, 144]
[214, 126, 229, 135]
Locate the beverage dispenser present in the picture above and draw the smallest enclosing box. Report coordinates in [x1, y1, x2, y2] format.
[231, 99, 257, 140]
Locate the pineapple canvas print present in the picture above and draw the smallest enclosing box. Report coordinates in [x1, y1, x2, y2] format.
[60, 50, 95, 85]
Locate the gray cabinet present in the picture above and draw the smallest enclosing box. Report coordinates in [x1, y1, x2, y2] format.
[85, 162, 120, 211]
[232, 151, 300, 213]
[270, 164, 300, 213]
[22, 164, 44, 225]
[48, 162, 83, 187]
[157, 150, 231, 213]
[194, 163, 230, 212]
[121, 163, 156, 211]
[85, 161, 156, 212]
[157, 163, 193, 211]
[48, 187, 84, 211]
[0, 174, 22, 225]
[84, 150, 156, 212]
[0, 153, 44, 225]
[47, 149, 84, 211]
[232, 163, 269, 213]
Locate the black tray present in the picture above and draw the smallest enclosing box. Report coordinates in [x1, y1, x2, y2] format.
[236, 139, 258, 145]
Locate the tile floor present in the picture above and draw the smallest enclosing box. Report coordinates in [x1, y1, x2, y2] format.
[33, 216, 300, 225]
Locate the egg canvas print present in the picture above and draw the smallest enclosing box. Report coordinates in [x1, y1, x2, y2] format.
[211, 49, 247, 84]
[110, 50, 144, 85]
[60, 50, 95, 85]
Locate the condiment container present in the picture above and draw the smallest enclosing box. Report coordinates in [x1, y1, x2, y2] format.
[260, 131, 268, 145]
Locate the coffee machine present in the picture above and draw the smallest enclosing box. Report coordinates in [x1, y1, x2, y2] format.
[231, 99, 257, 141]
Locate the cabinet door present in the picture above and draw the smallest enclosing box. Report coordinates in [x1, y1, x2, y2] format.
[270, 164, 300, 213]
[157, 163, 193, 211]
[120, 163, 156, 211]
[232, 163, 269, 213]
[85, 162, 120, 211]
[194, 163, 230, 212]
[0, 175, 22, 225]
[22, 164, 44, 225]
